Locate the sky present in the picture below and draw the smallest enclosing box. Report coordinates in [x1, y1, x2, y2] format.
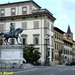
[0, 0, 75, 40]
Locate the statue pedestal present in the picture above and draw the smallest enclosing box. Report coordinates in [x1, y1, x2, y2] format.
[0, 45, 25, 68]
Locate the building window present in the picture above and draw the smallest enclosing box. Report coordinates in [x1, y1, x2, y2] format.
[23, 38, 27, 45]
[0, 39, 3, 45]
[55, 32, 56, 38]
[70, 51, 72, 55]
[33, 36, 39, 45]
[60, 34, 62, 40]
[52, 49, 54, 61]
[51, 24, 54, 31]
[59, 43, 61, 50]
[0, 9, 5, 16]
[59, 44, 61, 50]
[51, 36, 54, 46]
[46, 37, 50, 45]
[0, 24, 4, 32]
[57, 42, 59, 50]
[11, 38, 14, 45]
[34, 21, 39, 29]
[58, 34, 59, 39]
[57, 33, 58, 39]
[22, 22, 27, 30]
[65, 49, 67, 54]
[68, 50, 69, 55]
[57, 42, 58, 50]
[35, 48, 39, 52]
[67, 50, 69, 55]
[56, 33, 57, 39]
[62, 44, 63, 50]
[11, 8, 15, 15]
[55, 42, 56, 49]
[55, 55, 58, 60]
[58, 42, 60, 50]
[22, 7, 27, 14]
[64, 49, 65, 54]
[47, 21, 49, 28]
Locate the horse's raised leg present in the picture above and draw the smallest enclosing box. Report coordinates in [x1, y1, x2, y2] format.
[7, 39, 10, 45]
[18, 36, 21, 42]
[16, 38, 19, 44]
[4, 39, 7, 45]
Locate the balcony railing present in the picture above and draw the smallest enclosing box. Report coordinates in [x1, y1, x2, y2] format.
[32, 9, 53, 16]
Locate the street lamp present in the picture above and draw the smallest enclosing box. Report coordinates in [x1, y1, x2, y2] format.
[58, 50, 63, 65]
[44, 36, 50, 66]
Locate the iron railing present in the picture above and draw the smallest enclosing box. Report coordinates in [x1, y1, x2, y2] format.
[32, 9, 53, 16]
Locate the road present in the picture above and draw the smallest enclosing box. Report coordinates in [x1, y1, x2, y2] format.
[0, 65, 75, 75]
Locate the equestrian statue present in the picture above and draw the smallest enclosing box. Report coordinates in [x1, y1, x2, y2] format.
[0, 23, 23, 45]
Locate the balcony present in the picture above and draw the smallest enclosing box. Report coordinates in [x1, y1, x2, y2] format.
[32, 9, 53, 16]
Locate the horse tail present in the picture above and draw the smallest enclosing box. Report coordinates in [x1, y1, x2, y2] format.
[0, 32, 4, 36]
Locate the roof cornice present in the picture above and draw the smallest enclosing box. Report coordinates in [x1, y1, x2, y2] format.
[0, 0, 41, 8]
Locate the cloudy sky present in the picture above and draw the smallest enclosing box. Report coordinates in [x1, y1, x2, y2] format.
[0, 0, 75, 40]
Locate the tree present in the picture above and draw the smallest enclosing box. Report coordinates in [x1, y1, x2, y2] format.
[23, 44, 41, 63]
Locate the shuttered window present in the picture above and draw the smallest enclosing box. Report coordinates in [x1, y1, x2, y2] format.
[51, 24, 54, 31]
[22, 22, 27, 30]
[22, 7, 27, 14]
[0, 24, 4, 32]
[0, 9, 5, 16]
[11, 8, 16, 15]
[34, 21, 39, 29]
[33, 36, 39, 45]
[47, 21, 49, 28]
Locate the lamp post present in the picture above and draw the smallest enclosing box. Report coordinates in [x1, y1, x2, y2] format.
[44, 36, 50, 66]
[58, 50, 63, 65]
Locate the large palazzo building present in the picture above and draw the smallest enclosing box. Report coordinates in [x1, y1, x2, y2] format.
[0, 0, 56, 64]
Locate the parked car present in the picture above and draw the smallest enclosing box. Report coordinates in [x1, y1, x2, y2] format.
[66, 61, 75, 66]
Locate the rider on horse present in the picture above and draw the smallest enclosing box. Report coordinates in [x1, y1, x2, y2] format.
[0, 23, 23, 45]
[10, 23, 15, 37]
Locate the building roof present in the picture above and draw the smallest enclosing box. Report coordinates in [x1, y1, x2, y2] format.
[54, 27, 65, 34]
[0, 9, 56, 21]
[32, 9, 56, 20]
[0, 0, 41, 8]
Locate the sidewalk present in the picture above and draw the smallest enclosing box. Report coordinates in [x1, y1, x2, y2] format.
[51, 64, 66, 67]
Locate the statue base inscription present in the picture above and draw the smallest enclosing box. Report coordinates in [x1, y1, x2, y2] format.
[0, 45, 25, 68]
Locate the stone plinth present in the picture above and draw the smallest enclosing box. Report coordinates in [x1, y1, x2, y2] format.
[0, 45, 25, 64]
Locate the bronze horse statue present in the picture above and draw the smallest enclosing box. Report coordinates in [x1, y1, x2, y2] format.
[0, 28, 23, 45]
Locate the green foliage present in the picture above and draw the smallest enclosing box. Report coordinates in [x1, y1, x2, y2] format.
[23, 44, 41, 63]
